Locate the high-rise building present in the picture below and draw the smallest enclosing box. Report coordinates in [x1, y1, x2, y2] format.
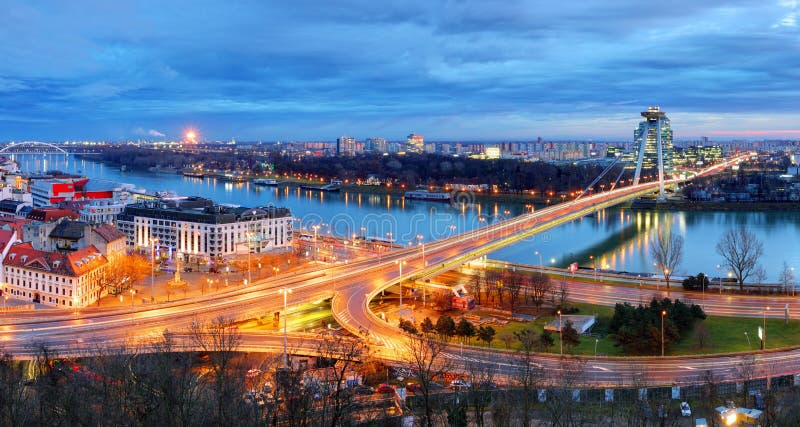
[364, 137, 385, 152]
[336, 136, 356, 156]
[407, 133, 424, 152]
[633, 106, 674, 173]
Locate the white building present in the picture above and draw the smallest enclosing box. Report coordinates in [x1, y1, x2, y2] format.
[79, 199, 128, 224]
[3, 242, 108, 308]
[115, 198, 293, 262]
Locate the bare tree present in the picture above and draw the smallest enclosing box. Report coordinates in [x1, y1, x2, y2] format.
[189, 316, 243, 425]
[505, 272, 523, 314]
[470, 270, 484, 305]
[716, 227, 764, 290]
[541, 357, 592, 426]
[95, 253, 151, 305]
[0, 349, 32, 426]
[405, 334, 452, 427]
[736, 354, 757, 407]
[650, 227, 684, 289]
[514, 328, 545, 426]
[315, 329, 371, 427]
[778, 261, 795, 295]
[528, 272, 551, 313]
[464, 362, 496, 427]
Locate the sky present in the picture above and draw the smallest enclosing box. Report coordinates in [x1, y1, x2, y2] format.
[1, 0, 800, 142]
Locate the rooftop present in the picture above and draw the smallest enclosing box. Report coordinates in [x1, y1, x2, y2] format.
[5, 242, 107, 276]
[119, 197, 291, 224]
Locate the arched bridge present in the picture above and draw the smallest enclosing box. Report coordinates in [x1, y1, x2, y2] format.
[0, 141, 69, 154]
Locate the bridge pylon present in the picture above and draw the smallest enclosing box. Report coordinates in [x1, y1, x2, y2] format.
[632, 106, 669, 200]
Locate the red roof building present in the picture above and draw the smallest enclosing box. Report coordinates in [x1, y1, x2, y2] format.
[26, 208, 80, 222]
[3, 242, 108, 308]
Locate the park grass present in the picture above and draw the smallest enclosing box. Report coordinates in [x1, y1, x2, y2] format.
[481, 301, 800, 357]
[672, 315, 800, 355]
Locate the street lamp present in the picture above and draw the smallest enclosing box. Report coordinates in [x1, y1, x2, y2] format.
[762, 306, 770, 350]
[278, 288, 292, 369]
[416, 234, 425, 267]
[534, 251, 543, 272]
[150, 238, 159, 302]
[661, 310, 667, 356]
[312, 224, 321, 261]
[716, 264, 723, 295]
[246, 232, 252, 286]
[557, 310, 563, 355]
[395, 260, 407, 318]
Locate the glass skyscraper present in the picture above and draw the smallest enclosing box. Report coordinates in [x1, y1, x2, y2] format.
[633, 106, 674, 173]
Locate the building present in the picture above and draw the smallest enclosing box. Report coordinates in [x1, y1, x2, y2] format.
[27, 207, 80, 222]
[0, 200, 31, 218]
[0, 229, 19, 296]
[79, 199, 128, 225]
[28, 177, 122, 208]
[336, 136, 357, 156]
[407, 133, 424, 152]
[29, 179, 76, 207]
[115, 198, 293, 263]
[3, 242, 108, 308]
[22, 219, 126, 261]
[633, 106, 674, 173]
[364, 137, 385, 152]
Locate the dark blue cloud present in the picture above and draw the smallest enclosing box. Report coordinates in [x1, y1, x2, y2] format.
[1, 0, 799, 141]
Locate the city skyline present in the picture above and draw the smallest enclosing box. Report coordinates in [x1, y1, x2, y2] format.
[2, 1, 800, 141]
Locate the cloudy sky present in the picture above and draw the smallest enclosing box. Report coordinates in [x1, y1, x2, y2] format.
[1, 0, 799, 141]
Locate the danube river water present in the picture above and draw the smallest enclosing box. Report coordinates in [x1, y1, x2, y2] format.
[16, 153, 800, 281]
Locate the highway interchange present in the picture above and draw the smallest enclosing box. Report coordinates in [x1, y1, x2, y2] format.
[5, 154, 793, 388]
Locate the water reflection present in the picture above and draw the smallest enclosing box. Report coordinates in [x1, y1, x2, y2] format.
[10, 154, 800, 280]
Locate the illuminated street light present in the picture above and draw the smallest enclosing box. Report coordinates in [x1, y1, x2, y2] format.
[150, 238, 159, 302]
[534, 251, 543, 272]
[661, 310, 667, 356]
[395, 260, 407, 318]
[278, 288, 292, 369]
[416, 234, 426, 266]
[762, 306, 770, 349]
[557, 310, 563, 355]
[246, 232, 252, 286]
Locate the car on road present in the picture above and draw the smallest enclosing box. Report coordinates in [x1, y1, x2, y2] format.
[406, 382, 421, 393]
[353, 386, 374, 395]
[680, 402, 691, 417]
[376, 383, 395, 393]
[449, 379, 471, 390]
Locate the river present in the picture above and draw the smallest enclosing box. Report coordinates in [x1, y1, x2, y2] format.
[14, 153, 800, 281]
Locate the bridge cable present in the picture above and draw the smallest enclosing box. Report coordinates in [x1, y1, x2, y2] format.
[575, 158, 619, 201]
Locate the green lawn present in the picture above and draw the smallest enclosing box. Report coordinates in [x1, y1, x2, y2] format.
[672, 315, 800, 355]
[474, 302, 800, 357]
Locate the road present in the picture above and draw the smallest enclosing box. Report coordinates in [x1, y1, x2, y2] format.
[441, 267, 797, 319]
[2, 154, 775, 387]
